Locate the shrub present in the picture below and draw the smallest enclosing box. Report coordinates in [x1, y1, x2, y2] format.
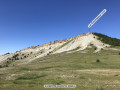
[12, 54, 19, 58]
[119, 52, 120, 55]
[96, 59, 100, 63]
[7, 58, 11, 60]
[14, 57, 19, 60]
[94, 47, 97, 50]
[49, 51, 53, 53]
[16, 58, 19, 60]
[90, 44, 93, 46]
[0, 65, 2, 68]
[7, 61, 9, 63]
[40, 51, 43, 53]
[4, 52, 10, 55]
[5, 64, 8, 67]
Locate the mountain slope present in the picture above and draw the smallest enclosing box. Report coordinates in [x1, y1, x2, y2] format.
[0, 42, 120, 90]
[0, 32, 111, 64]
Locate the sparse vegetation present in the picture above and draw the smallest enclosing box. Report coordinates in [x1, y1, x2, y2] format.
[1, 44, 120, 90]
[7, 58, 11, 60]
[16, 73, 47, 80]
[12, 54, 19, 59]
[71, 46, 80, 51]
[16, 57, 19, 60]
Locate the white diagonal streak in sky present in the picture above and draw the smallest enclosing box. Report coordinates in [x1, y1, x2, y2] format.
[88, 9, 107, 28]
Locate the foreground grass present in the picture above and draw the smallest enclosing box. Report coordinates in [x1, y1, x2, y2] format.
[0, 47, 120, 90]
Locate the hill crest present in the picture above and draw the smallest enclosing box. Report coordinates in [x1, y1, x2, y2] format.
[0, 32, 114, 64]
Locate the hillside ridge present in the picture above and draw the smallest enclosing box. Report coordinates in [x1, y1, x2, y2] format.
[0, 32, 117, 65]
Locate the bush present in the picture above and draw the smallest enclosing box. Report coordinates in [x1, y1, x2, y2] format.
[12, 54, 19, 58]
[0, 65, 2, 68]
[119, 52, 120, 55]
[96, 59, 100, 63]
[5, 64, 8, 67]
[94, 47, 97, 50]
[49, 51, 52, 53]
[7, 58, 11, 60]
[7, 61, 9, 63]
[16, 57, 19, 60]
[4, 52, 10, 55]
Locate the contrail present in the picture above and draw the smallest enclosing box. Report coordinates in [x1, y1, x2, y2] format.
[88, 9, 107, 28]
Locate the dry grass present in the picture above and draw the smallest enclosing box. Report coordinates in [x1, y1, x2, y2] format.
[0, 47, 120, 90]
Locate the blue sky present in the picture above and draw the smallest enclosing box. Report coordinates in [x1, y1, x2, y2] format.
[0, 0, 120, 55]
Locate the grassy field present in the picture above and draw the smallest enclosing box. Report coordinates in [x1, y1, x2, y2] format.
[0, 47, 120, 90]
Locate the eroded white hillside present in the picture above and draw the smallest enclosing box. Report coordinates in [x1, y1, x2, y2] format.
[54, 33, 110, 53]
[0, 33, 110, 63]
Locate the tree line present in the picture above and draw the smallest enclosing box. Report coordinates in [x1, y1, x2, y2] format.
[93, 33, 120, 46]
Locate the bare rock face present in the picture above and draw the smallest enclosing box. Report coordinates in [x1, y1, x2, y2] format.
[54, 33, 110, 53]
[0, 33, 110, 63]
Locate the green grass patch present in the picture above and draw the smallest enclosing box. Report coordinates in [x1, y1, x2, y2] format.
[20, 68, 31, 71]
[46, 78, 65, 85]
[16, 73, 47, 80]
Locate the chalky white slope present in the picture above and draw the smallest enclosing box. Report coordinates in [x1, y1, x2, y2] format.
[54, 33, 110, 53]
[0, 33, 110, 63]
